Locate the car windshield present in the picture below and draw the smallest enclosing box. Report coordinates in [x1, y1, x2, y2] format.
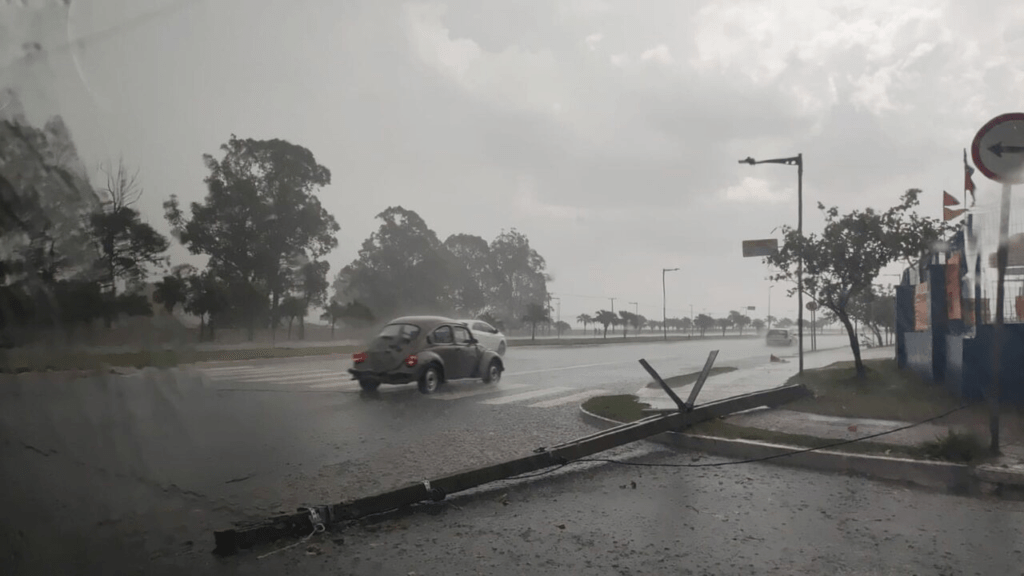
[377, 323, 420, 342]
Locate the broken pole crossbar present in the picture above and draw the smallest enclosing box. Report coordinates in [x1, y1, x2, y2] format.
[213, 383, 808, 556]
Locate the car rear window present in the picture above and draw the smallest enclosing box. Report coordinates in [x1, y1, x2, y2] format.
[378, 323, 420, 341]
[767, 330, 788, 337]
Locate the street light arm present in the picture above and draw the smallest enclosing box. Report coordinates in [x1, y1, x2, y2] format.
[739, 156, 802, 167]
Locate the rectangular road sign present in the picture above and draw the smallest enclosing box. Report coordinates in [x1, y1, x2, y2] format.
[742, 238, 778, 257]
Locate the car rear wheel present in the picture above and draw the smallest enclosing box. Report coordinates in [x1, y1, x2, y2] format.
[358, 379, 380, 392]
[482, 360, 502, 384]
[418, 366, 441, 394]
[497, 342, 506, 356]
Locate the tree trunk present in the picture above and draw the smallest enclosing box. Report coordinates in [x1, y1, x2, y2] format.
[287, 317, 293, 340]
[298, 315, 305, 340]
[603, 325, 608, 339]
[330, 319, 336, 339]
[270, 292, 280, 343]
[199, 315, 206, 342]
[531, 321, 536, 341]
[838, 314, 866, 377]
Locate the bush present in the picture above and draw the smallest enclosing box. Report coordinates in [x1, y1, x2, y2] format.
[918, 430, 986, 463]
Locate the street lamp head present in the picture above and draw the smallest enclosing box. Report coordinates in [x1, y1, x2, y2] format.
[664, 267, 679, 272]
[739, 157, 756, 165]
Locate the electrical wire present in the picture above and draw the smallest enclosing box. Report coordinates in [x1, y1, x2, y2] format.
[503, 404, 972, 475]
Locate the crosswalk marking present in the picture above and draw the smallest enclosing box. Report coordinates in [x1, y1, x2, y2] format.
[429, 383, 530, 401]
[527, 389, 607, 408]
[479, 387, 571, 405]
[195, 365, 614, 409]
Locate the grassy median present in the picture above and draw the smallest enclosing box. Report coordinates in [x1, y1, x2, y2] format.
[0, 344, 361, 373]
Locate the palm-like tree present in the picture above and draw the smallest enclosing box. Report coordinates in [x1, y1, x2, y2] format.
[576, 313, 593, 335]
[594, 310, 616, 339]
[716, 317, 732, 337]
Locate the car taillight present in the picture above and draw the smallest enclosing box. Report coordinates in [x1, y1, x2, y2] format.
[353, 352, 367, 364]
[405, 355, 418, 367]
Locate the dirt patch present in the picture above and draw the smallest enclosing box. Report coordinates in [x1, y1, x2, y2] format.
[581, 394, 651, 423]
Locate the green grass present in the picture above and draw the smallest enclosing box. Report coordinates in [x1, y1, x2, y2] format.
[919, 430, 987, 463]
[781, 358, 963, 422]
[582, 394, 652, 423]
[0, 344, 361, 373]
[645, 366, 737, 389]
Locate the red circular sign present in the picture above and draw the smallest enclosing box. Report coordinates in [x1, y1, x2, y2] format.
[972, 112, 1024, 184]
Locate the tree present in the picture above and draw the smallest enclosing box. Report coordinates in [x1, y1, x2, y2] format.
[89, 160, 169, 302]
[184, 270, 230, 342]
[334, 207, 453, 318]
[594, 310, 615, 339]
[849, 286, 896, 347]
[752, 318, 766, 332]
[521, 302, 550, 341]
[165, 135, 338, 341]
[576, 313, 592, 335]
[766, 189, 950, 377]
[321, 300, 346, 338]
[279, 296, 305, 339]
[442, 233, 492, 316]
[729, 310, 752, 335]
[777, 317, 794, 328]
[695, 314, 715, 337]
[681, 317, 693, 335]
[152, 273, 188, 314]
[294, 259, 330, 340]
[554, 320, 571, 336]
[716, 317, 732, 337]
[477, 311, 505, 333]
[488, 229, 551, 324]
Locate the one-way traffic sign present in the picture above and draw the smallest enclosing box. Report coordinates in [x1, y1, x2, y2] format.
[972, 113, 1024, 184]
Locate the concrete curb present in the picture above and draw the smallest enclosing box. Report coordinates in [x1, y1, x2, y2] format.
[577, 404, 978, 495]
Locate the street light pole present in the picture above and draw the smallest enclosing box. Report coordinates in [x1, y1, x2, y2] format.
[739, 153, 804, 374]
[768, 285, 774, 330]
[629, 301, 638, 337]
[552, 297, 561, 339]
[662, 267, 679, 341]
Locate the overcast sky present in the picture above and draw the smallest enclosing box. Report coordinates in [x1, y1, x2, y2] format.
[3, 0, 1023, 325]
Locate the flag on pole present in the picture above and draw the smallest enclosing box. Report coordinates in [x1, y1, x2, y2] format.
[964, 148, 976, 206]
[943, 191, 960, 206]
[944, 207, 967, 221]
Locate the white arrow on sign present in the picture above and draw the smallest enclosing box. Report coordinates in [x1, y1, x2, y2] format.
[972, 113, 1024, 185]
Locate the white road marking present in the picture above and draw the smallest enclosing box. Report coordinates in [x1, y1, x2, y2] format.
[203, 366, 335, 378]
[208, 370, 339, 383]
[428, 383, 530, 401]
[479, 387, 571, 405]
[527, 389, 607, 408]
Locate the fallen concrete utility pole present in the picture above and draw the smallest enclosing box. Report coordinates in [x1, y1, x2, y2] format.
[213, 351, 808, 555]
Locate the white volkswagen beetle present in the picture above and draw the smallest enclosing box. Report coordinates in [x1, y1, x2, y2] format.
[457, 318, 507, 356]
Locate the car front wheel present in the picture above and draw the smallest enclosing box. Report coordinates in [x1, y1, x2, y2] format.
[482, 359, 502, 384]
[418, 366, 441, 394]
[358, 379, 380, 392]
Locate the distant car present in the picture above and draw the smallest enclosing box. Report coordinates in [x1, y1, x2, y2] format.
[348, 316, 505, 394]
[457, 318, 507, 356]
[766, 328, 795, 346]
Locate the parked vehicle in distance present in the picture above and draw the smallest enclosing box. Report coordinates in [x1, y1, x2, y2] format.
[456, 318, 507, 356]
[765, 328, 795, 346]
[348, 316, 505, 394]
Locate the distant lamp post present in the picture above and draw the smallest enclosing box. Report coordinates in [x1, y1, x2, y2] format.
[552, 297, 561, 338]
[768, 285, 775, 330]
[662, 268, 679, 341]
[740, 153, 804, 374]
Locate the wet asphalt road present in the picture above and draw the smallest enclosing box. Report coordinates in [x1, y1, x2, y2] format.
[6, 334, 1017, 574]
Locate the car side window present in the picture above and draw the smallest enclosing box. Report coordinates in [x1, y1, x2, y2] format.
[453, 326, 473, 344]
[478, 322, 495, 333]
[473, 322, 488, 333]
[432, 326, 454, 344]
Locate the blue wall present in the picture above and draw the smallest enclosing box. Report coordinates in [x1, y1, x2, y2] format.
[962, 325, 1024, 404]
[945, 335, 965, 398]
